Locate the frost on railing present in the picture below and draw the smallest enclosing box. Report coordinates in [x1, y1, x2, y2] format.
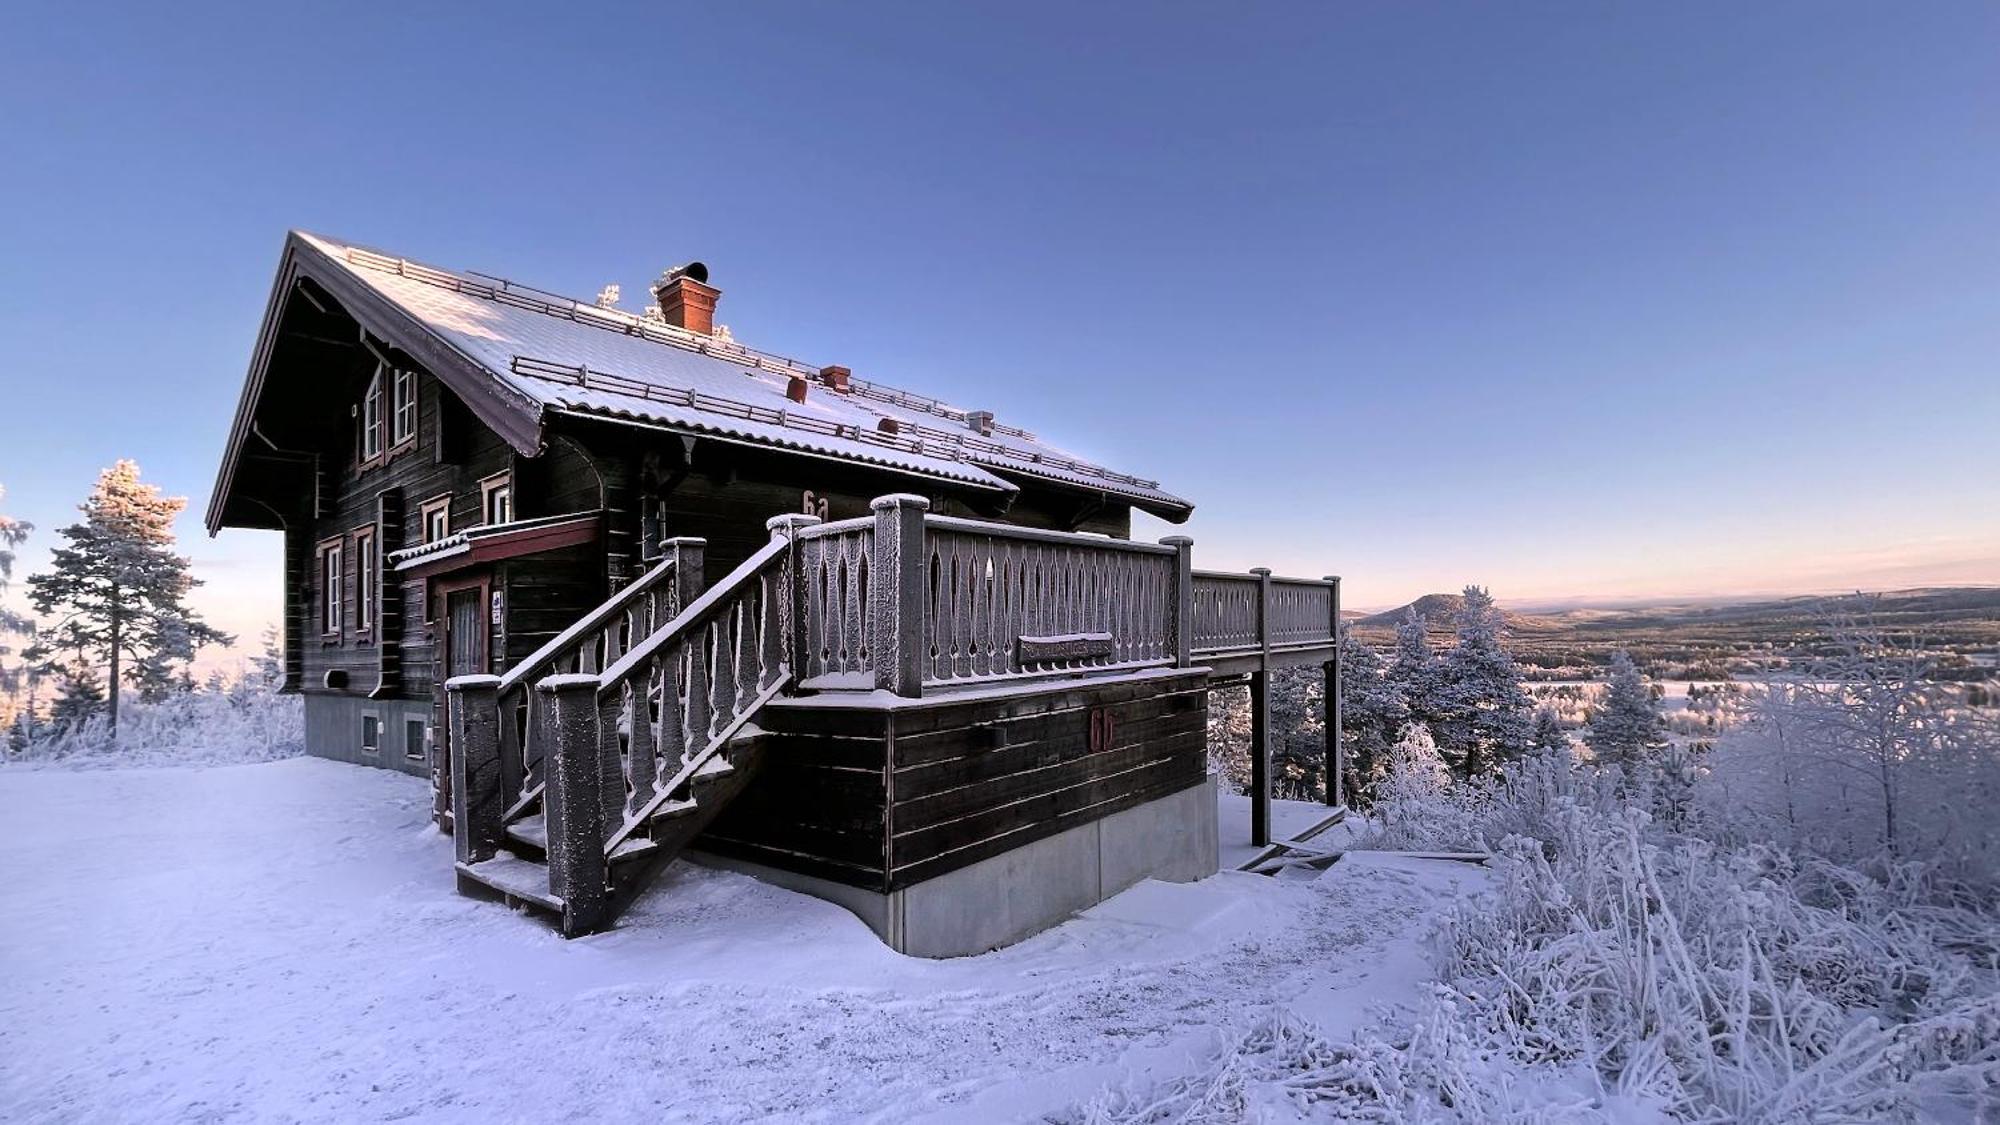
[493, 547, 698, 814]
[1190, 571, 1338, 656]
[795, 518, 874, 684]
[923, 521, 1176, 683]
[1268, 579, 1337, 648]
[1191, 572, 1261, 654]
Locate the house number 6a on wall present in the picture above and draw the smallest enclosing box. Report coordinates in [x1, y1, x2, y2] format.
[800, 490, 830, 520]
[1088, 707, 1118, 753]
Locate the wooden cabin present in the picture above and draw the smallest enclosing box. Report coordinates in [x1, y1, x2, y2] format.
[207, 232, 1341, 956]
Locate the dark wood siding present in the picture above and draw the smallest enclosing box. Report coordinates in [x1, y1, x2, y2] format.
[302, 368, 518, 701]
[698, 671, 1209, 892]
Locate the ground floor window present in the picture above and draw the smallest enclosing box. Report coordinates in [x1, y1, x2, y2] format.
[405, 718, 427, 762]
[360, 713, 381, 755]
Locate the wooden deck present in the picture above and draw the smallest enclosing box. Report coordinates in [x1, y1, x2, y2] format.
[447, 494, 1341, 936]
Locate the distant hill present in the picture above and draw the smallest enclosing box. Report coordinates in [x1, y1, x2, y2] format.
[1355, 593, 1565, 633]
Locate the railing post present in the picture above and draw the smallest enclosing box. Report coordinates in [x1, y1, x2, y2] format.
[1162, 536, 1194, 667]
[1250, 567, 1273, 847]
[870, 493, 930, 698]
[664, 536, 706, 617]
[766, 514, 820, 682]
[538, 673, 609, 937]
[1325, 575, 1343, 809]
[446, 674, 504, 864]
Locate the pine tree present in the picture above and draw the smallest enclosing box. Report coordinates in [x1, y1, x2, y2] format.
[1436, 586, 1534, 778]
[1267, 666, 1326, 801]
[24, 462, 231, 734]
[1529, 706, 1570, 756]
[1587, 649, 1666, 770]
[249, 624, 284, 689]
[1335, 623, 1405, 799]
[48, 666, 105, 732]
[1388, 608, 1449, 731]
[0, 484, 32, 696]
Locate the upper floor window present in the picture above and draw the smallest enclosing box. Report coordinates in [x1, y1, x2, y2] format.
[390, 369, 418, 447]
[318, 539, 344, 635]
[481, 474, 512, 526]
[360, 371, 384, 461]
[420, 495, 452, 544]
[355, 527, 376, 633]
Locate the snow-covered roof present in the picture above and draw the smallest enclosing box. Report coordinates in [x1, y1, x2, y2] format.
[291, 232, 1193, 515]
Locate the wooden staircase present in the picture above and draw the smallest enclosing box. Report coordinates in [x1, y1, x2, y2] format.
[445, 519, 810, 937]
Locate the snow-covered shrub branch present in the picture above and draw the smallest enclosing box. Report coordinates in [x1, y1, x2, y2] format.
[6, 680, 303, 768]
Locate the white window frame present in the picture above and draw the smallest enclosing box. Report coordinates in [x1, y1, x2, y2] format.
[361, 370, 384, 462]
[390, 369, 418, 448]
[319, 539, 344, 636]
[420, 494, 452, 544]
[355, 526, 376, 634]
[480, 473, 512, 526]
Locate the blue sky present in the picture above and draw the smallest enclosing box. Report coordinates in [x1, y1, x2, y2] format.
[2, 2, 1996, 649]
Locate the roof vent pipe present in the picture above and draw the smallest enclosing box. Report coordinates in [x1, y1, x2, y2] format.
[786, 375, 809, 404]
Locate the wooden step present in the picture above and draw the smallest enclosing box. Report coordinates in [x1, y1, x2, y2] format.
[505, 814, 548, 856]
[455, 855, 563, 915]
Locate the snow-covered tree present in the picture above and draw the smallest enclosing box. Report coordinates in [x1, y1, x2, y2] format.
[1587, 649, 1665, 770]
[24, 462, 231, 733]
[0, 484, 31, 696]
[1528, 706, 1569, 756]
[1335, 623, 1405, 799]
[1387, 609, 1449, 734]
[1268, 667, 1327, 801]
[1435, 586, 1534, 777]
[249, 624, 284, 689]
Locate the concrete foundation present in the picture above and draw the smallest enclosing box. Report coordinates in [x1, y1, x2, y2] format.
[690, 775, 1219, 958]
[303, 691, 432, 779]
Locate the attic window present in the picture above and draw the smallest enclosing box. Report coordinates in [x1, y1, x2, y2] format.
[361, 371, 384, 461]
[390, 369, 418, 447]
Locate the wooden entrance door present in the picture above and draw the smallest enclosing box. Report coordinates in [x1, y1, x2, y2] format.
[444, 588, 486, 679]
[432, 578, 490, 824]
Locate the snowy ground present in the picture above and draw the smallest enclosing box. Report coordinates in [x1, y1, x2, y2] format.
[0, 760, 1489, 1124]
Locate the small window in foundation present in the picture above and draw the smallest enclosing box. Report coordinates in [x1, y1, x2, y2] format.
[360, 713, 382, 755]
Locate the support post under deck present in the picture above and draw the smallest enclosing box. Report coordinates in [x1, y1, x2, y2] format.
[1325, 574, 1343, 808]
[1250, 567, 1273, 847]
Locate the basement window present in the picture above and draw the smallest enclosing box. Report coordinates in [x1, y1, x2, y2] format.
[360, 713, 381, 755]
[405, 718, 427, 762]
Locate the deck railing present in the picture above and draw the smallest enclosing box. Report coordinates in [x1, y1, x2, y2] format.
[807, 493, 1339, 696]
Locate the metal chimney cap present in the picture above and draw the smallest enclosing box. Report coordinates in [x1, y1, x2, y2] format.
[661, 261, 709, 286]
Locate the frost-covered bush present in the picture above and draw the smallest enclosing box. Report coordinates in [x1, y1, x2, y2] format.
[1364, 724, 1491, 851]
[1087, 726, 2000, 1123]
[1434, 808, 2000, 1121]
[6, 685, 303, 768]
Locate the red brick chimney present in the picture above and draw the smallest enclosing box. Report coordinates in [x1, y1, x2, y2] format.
[820, 365, 852, 392]
[652, 262, 718, 335]
[786, 375, 809, 404]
